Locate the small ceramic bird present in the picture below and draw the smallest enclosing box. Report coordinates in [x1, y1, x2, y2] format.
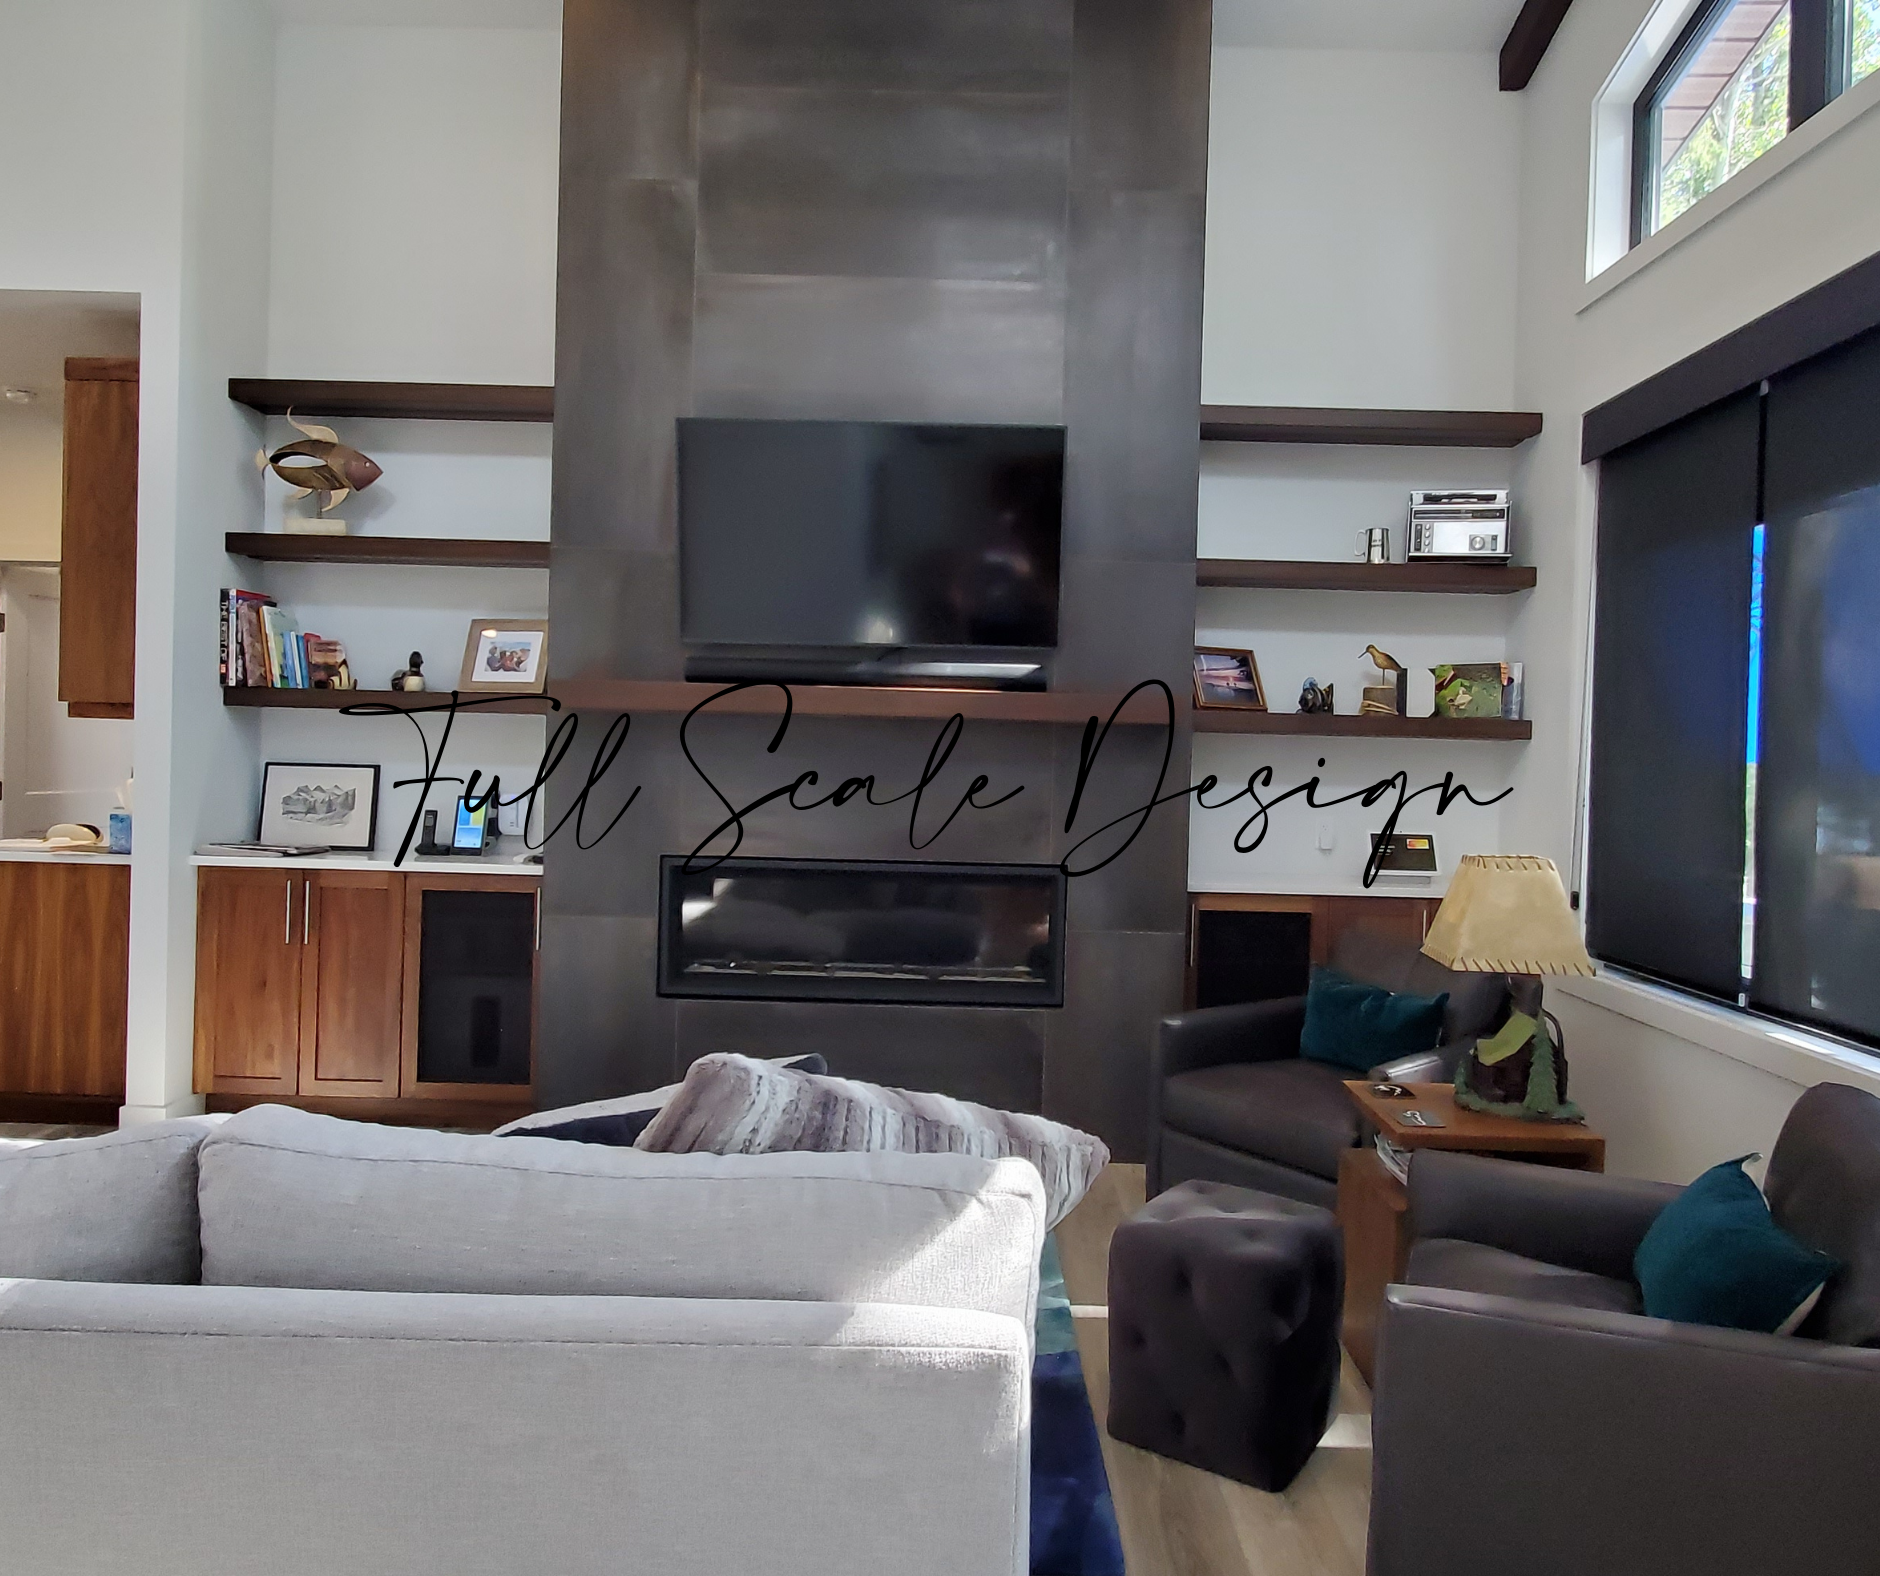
[1363, 644, 1405, 674]
[256, 412, 383, 514]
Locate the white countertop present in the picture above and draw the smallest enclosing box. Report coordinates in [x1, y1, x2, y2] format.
[191, 851, 542, 876]
[0, 848, 131, 866]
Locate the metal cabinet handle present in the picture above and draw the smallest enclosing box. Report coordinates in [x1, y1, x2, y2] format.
[303, 878, 312, 946]
[285, 877, 294, 945]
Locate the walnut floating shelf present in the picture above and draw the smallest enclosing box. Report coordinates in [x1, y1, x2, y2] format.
[229, 379, 553, 423]
[221, 682, 1173, 726]
[1199, 406, 1543, 448]
[1197, 559, 1536, 594]
[1194, 711, 1531, 741]
[225, 533, 550, 569]
[221, 689, 554, 715]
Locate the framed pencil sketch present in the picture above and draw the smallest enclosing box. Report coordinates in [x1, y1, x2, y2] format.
[257, 761, 381, 851]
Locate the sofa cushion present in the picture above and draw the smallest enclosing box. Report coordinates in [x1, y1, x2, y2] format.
[1635, 1157, 1838, 1335]
[1160, 1059, 1359, 1183]
[493, 1054, 828, 1147]
[633, 1053, 1108, 1230]
[1408, 1237, 1643, 1317]
[197, 1104, 1044, 1323]
[1300, 967, 1447, 1074]
[1331, 928, 1506, 1046]
[0, 1118, 224, 1284]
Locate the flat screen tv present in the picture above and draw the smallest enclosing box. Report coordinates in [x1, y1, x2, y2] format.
[678, 417, 1064, 650]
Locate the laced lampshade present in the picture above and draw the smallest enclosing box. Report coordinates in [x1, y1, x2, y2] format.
[1421, 855, 1594, 977]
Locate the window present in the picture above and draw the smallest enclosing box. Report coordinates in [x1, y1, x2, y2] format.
[1630, 0, 1880, 247]
[1852, 0, 1880, 85]
[1635, 1, 1793, 241]
[1590, 319, 1880, 1058]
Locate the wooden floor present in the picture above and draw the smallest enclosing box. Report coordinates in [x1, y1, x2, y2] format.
[1055, 1165, 1371, 1576]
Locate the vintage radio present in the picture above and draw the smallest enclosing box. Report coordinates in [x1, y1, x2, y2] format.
[1407, 491, 1511, 561]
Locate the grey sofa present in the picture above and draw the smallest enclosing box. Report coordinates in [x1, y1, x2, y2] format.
[1149, 929, 1508, 1206]
[0, 1105, 1044, 1576]
[1369, 1081, 1880, 1576]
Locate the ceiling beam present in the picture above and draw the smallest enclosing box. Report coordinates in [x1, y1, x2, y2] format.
[1501, 0, 1575, 90]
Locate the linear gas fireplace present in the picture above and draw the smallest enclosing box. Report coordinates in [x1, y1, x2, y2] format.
[658, 857, 1066, 1008]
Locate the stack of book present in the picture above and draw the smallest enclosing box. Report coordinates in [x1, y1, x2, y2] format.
[1374, 1134, 1413, 1185]
[220, 591, 353, 689]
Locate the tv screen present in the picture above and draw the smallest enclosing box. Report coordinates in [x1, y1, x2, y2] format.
[678, 417, 1064, 649]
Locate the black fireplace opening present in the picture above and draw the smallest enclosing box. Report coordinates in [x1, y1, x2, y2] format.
[658, 856, 1066, 1007]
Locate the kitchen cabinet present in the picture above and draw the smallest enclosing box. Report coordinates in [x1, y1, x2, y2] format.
[0, 859, 129, 1102]
[59, 356, 138, 720]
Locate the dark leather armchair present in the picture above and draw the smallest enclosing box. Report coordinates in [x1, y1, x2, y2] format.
[1149, 930, 1508, 1206]
[1369, 1081, 1880, 1576]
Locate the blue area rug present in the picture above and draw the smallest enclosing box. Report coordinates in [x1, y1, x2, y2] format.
[1032, 1236, 1125, 1576]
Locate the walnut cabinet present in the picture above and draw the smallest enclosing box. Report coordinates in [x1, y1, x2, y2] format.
[193, 865, 536, 1114]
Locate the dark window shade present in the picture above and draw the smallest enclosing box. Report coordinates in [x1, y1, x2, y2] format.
[1587, 390, 1762, 997]
[1754, 326, 1880, 1042]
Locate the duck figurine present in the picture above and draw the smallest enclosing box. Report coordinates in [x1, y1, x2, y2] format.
[390, 652, 426, 693]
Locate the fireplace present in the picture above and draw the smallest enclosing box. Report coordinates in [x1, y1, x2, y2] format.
[658, 857, 1066, 1008]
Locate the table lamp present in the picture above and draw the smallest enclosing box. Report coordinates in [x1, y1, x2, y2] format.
[1420, 855, 1595, 1123]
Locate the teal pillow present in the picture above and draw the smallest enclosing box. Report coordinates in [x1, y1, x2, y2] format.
[1299, 968, 1448, 1074]
[1634, 1157, 1839, 1334]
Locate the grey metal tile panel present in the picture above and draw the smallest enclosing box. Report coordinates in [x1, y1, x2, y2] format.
[676, 999, 1046, 1114]
[552, 177, 695, 555]
[561, 0, 700, 181]
[661, 710, 1058, 866]
[1063, 190, 1205, 561]
[1053, 720, 1194, 936]
[1070, 0, 1213, 195]
[692, 274, 1067, 426]
[547, 547, 683, 680]
[534, 914, 680, 1109]
[699, 0, 1073, 95]
[1044, 928, 1187, 1162]
[1051, 558, 1197, 691]
[698, 85, 1071, 285]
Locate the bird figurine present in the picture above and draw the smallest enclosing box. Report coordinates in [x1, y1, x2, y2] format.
[1361, 645, 1407, 717]
[256, 412, 383, 514]
[1363, 644, 1405, 674]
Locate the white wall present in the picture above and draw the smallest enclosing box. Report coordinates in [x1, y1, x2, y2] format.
[0, 415, 62, 563]
[251, 21, 561, 864]
[1506, 0, 1880, 1176]
[1203, 47, 1520, 410]
[1193, 45, 1524, 894]
[266, 24, 561, 385]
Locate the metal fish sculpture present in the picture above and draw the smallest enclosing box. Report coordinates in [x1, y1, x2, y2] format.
[256, 412, 383, 514]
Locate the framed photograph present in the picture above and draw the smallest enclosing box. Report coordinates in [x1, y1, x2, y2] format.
[459, 619, 550, 693]
[1193, 647, 1268, 710]
[257, 762, 381, 851]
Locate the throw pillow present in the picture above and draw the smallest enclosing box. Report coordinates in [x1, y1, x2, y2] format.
[635, 1052, 1108, 1229]
[1299, 968, 1449, 1074]
[495, 1054, 828, 1146]
[1634, 1156, 1839, 1334]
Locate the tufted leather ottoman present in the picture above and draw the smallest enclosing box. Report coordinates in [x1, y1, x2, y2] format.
[1107, 1179, 1343, 1492]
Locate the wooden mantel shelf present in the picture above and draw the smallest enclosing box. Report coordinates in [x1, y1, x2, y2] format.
[223, 682, 1177, 726]
[229, 379, 553, 423]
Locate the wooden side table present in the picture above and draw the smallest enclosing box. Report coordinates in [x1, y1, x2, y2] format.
[1336, 1082, 1604, 1386]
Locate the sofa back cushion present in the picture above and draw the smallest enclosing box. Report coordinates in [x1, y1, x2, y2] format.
[0, 1119, 223, 1284]
[197, 1105, 1043, 1322]
[1765, 1081, 1880, 1347]
[1331, 928, 1506, 1045]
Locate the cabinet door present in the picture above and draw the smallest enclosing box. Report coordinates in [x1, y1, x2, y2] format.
[193, 868, 302, 1095]
[399, 873, 538, 1103]
[298, 870, 403, 1097]
[0, 862, 129, 1097]
[58, 357, 138, 719]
